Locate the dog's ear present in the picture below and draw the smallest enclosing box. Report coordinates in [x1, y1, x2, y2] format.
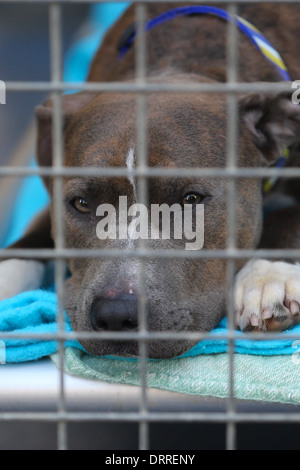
[239, 89, 300, 163]
[35, 92, 95, 169]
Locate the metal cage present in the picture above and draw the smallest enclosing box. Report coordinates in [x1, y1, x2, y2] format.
[1, 0, 300, 451]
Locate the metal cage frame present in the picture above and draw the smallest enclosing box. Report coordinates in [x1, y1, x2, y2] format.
[1, 0, 300, 451]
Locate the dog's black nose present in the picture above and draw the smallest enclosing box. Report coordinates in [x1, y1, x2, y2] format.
[90, 294, 138, 332]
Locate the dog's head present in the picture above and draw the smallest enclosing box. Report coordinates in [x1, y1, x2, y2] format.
[36, 79, 300, 358]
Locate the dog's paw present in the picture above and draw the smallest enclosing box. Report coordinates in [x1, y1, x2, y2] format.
[235, 259, 300, 332]
[0, 259, 45, 301]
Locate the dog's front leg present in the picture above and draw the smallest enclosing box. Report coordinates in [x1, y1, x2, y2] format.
[0, 208, 53, 301]
[235, 259, 300, 331]
[235, 206, 300, 332]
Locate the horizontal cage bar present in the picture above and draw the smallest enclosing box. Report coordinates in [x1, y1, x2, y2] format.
[1, 411, 300, 424]
[1, 248, 300, 260]
[3, 81, 296, 93]
[1, 329, 300, 342]
[1, 0, 300, 4]
[0, 166, 300, 179]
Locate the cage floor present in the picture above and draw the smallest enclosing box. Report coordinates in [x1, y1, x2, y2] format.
[1, 359, 300, 450]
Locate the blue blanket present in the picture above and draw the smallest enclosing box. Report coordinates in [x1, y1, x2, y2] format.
[1, 289, 300, 363]
[0, 291, 82, 363]
[1, 2, 300, 365]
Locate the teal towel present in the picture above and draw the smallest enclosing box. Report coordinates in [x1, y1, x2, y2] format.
[51, 348, 300, 405]
[0, 290, 84, 363]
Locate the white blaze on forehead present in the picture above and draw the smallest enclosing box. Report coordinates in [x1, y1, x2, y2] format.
[126, 147, 137, 202]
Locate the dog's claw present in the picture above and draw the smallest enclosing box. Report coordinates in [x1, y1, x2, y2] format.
[235, 260, 300, 332]
[262, 308, 273, 320]
[289, 300, 300, 316]
[250, 314, 259, 326]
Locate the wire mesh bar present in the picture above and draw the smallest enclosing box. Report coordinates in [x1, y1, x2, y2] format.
[49, 1, 68, 451]
[2, 411, 300, 424]
[3, 80, 297, 93]
[1, 0, 300, 4]
[1, 166, 300, 179]
[135, 1, 150, 451]
[225, 1, 239, 451]
[2, 328, 300, 342]
[2, 247, 300, 260]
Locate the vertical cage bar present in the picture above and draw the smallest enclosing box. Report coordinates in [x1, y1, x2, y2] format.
[135, 1, 149, 450]
[49, 1, 67, 451]
[226, 1, 239, 451]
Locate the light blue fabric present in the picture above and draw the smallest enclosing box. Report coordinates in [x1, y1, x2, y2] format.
[64, 3, 130, 84]
[0, 290, 84, 363]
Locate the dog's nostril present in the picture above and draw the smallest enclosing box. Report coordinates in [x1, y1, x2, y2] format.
[90, 295, 138, 332]
[122, 319, 137, 330]
[97, 320, 109, 331]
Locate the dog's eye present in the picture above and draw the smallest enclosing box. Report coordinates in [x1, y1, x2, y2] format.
[71, 197, 90, 214]
[182, 193, 203, 206]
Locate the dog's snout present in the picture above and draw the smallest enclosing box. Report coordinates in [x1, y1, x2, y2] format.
[90, 294, 138, 332]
